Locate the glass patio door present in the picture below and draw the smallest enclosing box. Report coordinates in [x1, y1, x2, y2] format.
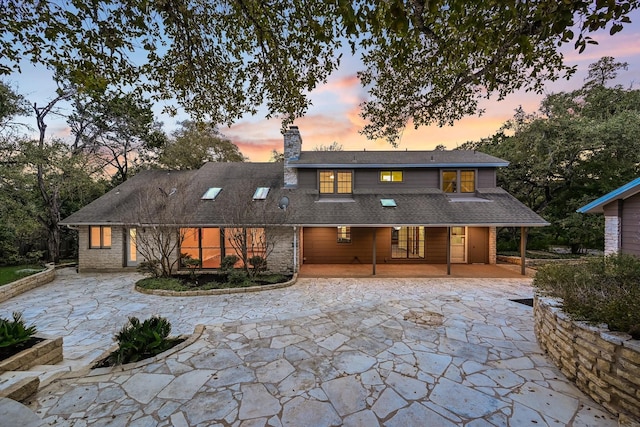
[450, 227, 467, 263]
[127, 228, 138, 267]
[392, 226, 425, 259]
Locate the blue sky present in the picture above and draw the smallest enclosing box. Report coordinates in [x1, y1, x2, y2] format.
[5, 10, 640, 161]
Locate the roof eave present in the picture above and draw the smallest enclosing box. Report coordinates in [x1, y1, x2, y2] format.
[577, 177, 640, 214]
[290, 162, 509, 168]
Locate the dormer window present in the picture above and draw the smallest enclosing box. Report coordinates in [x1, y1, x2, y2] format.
[202, 187, 222, 200]
[380, 171, 403, 182]
[319, 170, 352, 194]
[442, 170, 475, 193]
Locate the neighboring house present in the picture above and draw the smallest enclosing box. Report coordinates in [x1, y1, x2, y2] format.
[577, 177, 640, 256]
[61, 126, 548, 274]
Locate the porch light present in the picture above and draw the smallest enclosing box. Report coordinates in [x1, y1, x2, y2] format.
[394, 226, 401, 230]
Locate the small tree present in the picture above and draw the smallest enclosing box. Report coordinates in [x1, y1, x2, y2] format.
[224, 227, 273, 279]
[126, 179, 192, 278]
[221, 182, 290, 279]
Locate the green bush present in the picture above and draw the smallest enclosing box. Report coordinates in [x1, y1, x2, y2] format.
[534, 254, 640, 339]
[248, 255, 267, 277]
[0, 312, 37, 349]
[109, 316, 179, 365]
[137, 259, 162, 277]
[227, 269, 250, 286]
[137, 277, 186, 291]
[220, 255, 239, 273]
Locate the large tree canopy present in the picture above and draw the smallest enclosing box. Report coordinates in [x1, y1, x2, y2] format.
[1, 1, 637, 143]
[461, 57, 640, 252]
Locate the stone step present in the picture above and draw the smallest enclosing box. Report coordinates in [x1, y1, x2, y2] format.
[27, 364, 72, 388]
[0, 371, 40, 403]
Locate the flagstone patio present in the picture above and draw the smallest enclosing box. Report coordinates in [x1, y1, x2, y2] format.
[1, 268, 618, 426]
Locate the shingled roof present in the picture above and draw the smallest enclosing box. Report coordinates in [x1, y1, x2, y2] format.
[284, 188, 548, 227]
[62, 161, 547, 228]
[289, 150, 509, 168]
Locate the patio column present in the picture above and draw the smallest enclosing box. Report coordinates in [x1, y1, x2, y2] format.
[520, 226, 528, 276]
[372, 229, 377, 275]
[446, 226, 451, 275]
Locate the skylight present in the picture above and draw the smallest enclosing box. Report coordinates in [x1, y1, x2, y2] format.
[253, 187, 270, 200]
[380, 198, 397, 207]
[201, 187, 222, 200]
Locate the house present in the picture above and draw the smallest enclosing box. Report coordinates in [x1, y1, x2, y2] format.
[60, 126, 548, 274]
[577, 177, 640, 256]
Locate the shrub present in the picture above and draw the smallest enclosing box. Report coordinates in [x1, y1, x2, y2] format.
[534, 254, 640, 339]
[136, 277, 186, 291]
[227, 269, 250, 286]
[0, 312, 38, 350]
[181, 253, 201, 280]
[137, 259, 162, 277]
[220, 255, 239, 273]
[248, 255, 267, 277]
[109, 316, 179, 365]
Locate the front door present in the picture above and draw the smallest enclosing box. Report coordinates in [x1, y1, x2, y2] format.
[468, 227, 489, 264]
[126, 228, 138, 267]
[450, 227, 467, 263]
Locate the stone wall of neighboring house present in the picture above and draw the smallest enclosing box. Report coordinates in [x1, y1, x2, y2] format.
[78, 226, 127, 272]
[267, 226, 295, 273]
[534, 296, 640, 424]
[604, 215, 621, 256]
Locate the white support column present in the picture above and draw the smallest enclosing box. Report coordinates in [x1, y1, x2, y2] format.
[604, 216, 621, 255]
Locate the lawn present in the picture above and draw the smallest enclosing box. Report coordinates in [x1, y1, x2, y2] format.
[0, 265, 44, 286]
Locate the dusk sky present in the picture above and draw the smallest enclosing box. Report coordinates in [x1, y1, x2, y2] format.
[7, 9, 640, 162]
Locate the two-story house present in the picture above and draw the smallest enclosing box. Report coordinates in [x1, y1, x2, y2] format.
[61, 126, 547, 274]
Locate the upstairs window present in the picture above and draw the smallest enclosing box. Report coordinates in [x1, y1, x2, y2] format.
[90, 226, 111, 249]
[337, 226, 351, 243]
[380, 171, 403, 182]
[319, 170, 352, 194]
[442, 170, 475, 193]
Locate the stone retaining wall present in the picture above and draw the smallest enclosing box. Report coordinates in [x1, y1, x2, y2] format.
[534, 296, 640, 424]
[0, 335, 63, 373]
[497, 256, 585, 268]
[0, 264, 55, 304]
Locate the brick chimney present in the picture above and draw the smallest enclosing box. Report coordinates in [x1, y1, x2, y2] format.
[284, 126, 302, 187]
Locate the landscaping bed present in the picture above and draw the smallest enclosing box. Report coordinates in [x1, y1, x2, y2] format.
[533, 254, 640, 423]
[136, 273, 292, 292]
[0, 335, 63, 372]
[0, 265, 46, 287]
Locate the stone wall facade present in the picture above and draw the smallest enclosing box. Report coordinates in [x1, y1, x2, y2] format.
[534, 296, 640, 424]
[604, 215, 621, 256]
[488, 226, 497, 264]
[283, 126, 302, 187]
[0, 264, 55, 303]
[266, 226, 295, 274]
[78, 226, 127, 272]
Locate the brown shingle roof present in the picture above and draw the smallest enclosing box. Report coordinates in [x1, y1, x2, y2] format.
[61, 161, 547, 227]
[289, 150, 509, 167]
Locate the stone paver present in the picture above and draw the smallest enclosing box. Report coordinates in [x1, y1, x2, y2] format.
[0, 268, 619, 426]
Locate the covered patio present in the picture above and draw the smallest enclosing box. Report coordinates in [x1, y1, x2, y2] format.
[298, 262, 532, 278]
